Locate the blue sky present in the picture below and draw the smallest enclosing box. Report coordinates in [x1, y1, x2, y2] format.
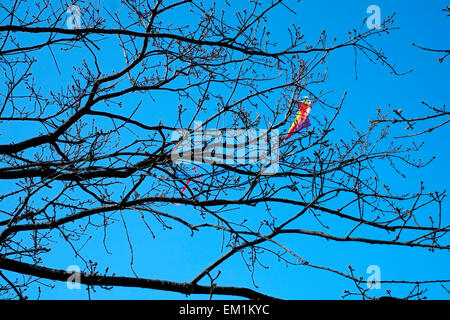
[1, 0, 449, 300]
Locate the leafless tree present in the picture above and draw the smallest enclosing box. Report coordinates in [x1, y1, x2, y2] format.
[413, 6, 450, 64]
[0, 0, 448, 300]
[394, 6, 450, 137]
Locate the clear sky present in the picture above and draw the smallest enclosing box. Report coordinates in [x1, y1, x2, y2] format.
[1, 0, 449, 300]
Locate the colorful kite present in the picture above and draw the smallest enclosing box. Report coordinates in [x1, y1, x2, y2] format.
[283, 97, 312, 142]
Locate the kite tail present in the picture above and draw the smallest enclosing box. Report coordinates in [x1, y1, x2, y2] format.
[173, 166, 202, 205]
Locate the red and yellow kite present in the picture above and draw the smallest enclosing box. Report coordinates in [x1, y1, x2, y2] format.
[283, 97, 312, 142]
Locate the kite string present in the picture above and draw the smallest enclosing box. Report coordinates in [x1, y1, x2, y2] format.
[157, 166, 202, 205]
[180, 166, 201, 194]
